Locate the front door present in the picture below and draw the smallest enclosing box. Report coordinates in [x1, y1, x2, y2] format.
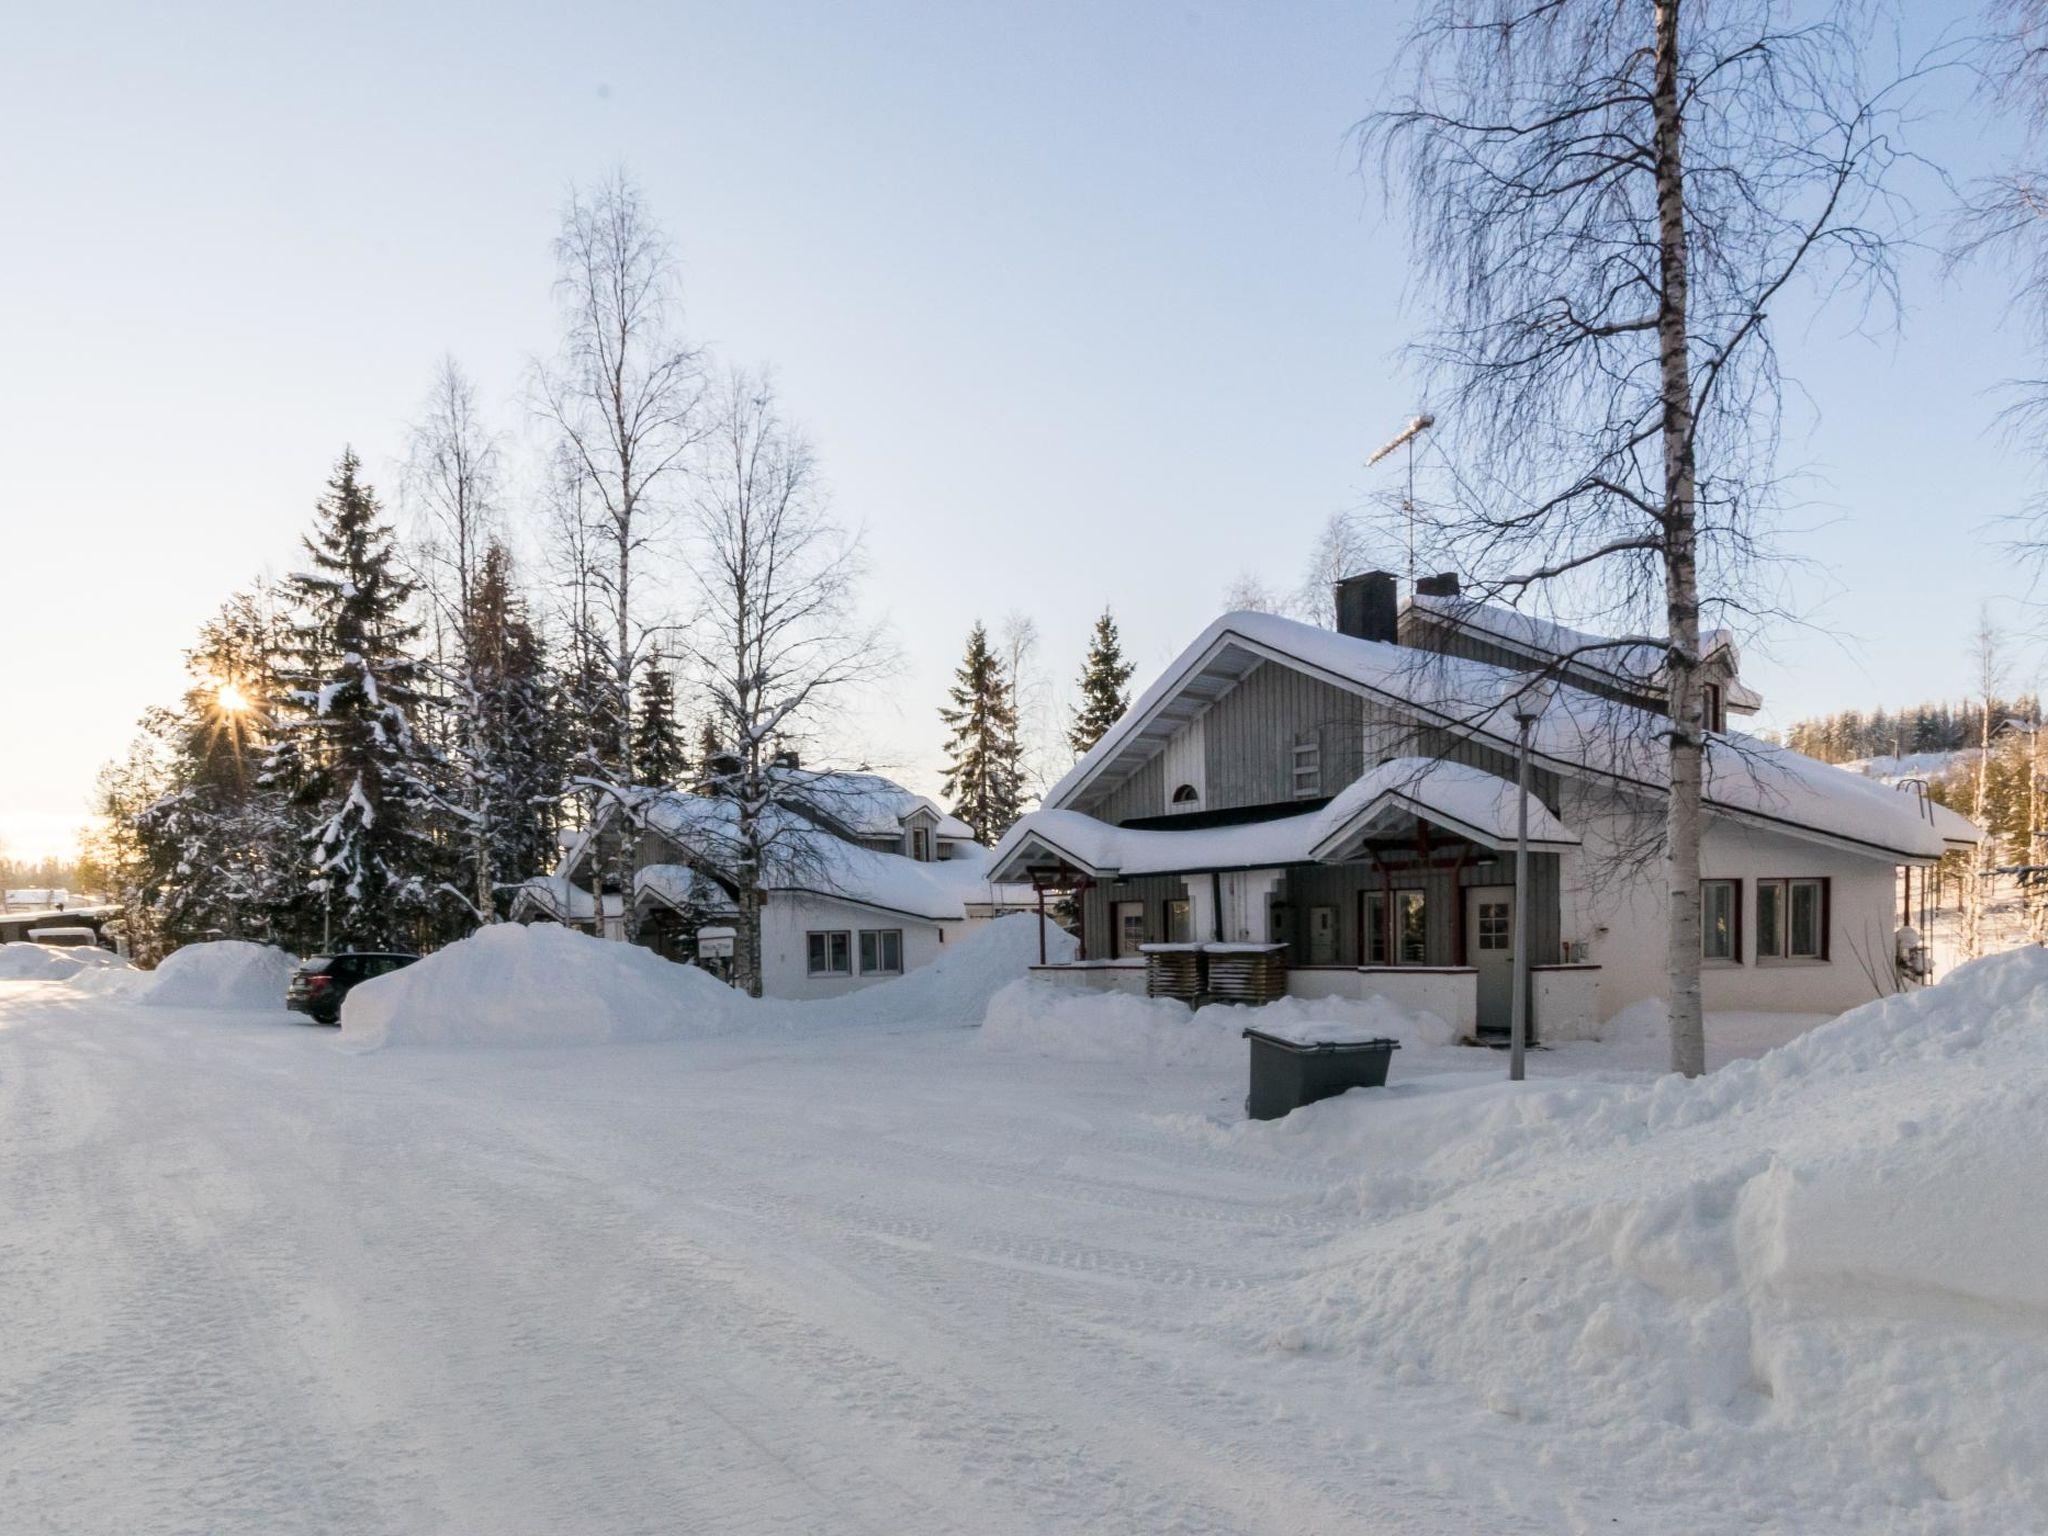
[1113, 900, 1147, 959]
[1307, 905, 1338, 965]
[1467, 886, 1514, 1036]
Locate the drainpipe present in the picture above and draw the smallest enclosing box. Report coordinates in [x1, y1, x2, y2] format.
[1211, 870, 1224, 942]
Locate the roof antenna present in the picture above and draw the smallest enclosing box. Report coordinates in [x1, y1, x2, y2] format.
[1367, 412, 1436, 589]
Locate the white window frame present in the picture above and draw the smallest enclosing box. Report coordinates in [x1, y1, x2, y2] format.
[859, 928, 903, 975]
[807, 930, 852, 977]
[1701, 879, 1740, 963]
[1292, 738, 1322, 798]
[1112, 899, 1147, 959]
[1757, 877, 1828, 962]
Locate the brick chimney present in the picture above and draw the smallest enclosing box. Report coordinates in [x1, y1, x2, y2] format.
[1415, 571, 1461, 599]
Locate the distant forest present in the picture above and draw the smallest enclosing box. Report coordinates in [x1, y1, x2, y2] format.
[1778, 697, 2043, 767]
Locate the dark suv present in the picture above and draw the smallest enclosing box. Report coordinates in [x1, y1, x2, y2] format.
[285, 952, 420, 1024]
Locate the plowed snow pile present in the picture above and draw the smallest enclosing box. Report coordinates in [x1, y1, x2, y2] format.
[1233, 947, 2048, 1533]
[341, 922, 743, 1048]
[981, 980, 1451, 1067]
[136, 941, 297, 1010]
[0, 943, 101, 982]
[342, 914, 1070, 1049]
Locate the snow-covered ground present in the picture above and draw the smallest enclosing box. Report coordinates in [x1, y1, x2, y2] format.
[1, 924, 2041, 1534]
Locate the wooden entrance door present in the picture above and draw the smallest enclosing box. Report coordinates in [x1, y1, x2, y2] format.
[1466, 886, 1514, 1036]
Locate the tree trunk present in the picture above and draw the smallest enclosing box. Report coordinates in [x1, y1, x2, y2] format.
[1653, 0, 1707, 1078]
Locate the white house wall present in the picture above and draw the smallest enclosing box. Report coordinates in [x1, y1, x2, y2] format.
[1560, 781, 1905, 1021]
[759, 893, 950, 1001]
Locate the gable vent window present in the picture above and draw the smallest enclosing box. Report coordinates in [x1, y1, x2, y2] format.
[1292, 739, 1322, 798]
[1171, 783, 1201, 810]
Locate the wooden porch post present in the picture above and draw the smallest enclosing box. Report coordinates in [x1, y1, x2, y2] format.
[1037, 883, 1047, 965]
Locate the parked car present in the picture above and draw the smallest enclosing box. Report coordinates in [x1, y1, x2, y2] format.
[285, 952, 420, 1024]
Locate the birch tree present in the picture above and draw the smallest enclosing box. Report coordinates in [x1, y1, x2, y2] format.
[534, 170, 705, 781]
[1368, 0, 1916, 1075]
[404, 357, 503, 919]
[679, 368, 887, 996]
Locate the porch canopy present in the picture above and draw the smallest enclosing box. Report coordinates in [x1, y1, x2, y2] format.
[989, 756, 1577, 885]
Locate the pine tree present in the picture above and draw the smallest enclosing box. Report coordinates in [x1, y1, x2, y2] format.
[276, 450, 444, 950]
[1067, 607, 1135, 757]
[939, 622, 1024, 845]
[632, 646, 688, 788]
[691, 718, 727, 794]
[466, 542, 561, 912]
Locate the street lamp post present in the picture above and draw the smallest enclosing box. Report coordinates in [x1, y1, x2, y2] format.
[1510, 678, 1555, 1082]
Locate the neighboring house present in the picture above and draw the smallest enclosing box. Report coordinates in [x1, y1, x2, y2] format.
[987, 572, 1980, 1041]
[511, 769, 1036, 1000]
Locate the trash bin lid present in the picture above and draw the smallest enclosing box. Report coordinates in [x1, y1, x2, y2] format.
[1241, 1026, 1402, 1054]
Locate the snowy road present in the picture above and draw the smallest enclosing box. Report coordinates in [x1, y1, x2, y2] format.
[0, 982, 1597, 1536]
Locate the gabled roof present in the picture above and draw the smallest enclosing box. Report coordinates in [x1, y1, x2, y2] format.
[618, 786, 1016, 923]
[769, 769, 976, 842]
[509, 875, 596, 924]
[990, 757, 1575, 883]
[1048, 610, 1958, 863]
[1404, 593, 1762, 713]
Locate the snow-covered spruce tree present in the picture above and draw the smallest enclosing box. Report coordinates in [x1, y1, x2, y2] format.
[680, 367, 888, 997]
[1368, 0, 1917, 1074]
[135, 587, 307, 949]
[690, 717, 724, 793]
[467, 542, 563, 912]
[278, 451, 444, 951]
[939, 622, 1024, 845]
[632, 645, 688, 788]
[1067, 608, 1135, 758]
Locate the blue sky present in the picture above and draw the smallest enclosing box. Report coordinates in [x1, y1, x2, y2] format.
[0, 0, 2033, 861]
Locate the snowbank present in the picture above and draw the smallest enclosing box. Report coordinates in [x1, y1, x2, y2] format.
[1228, 947, 2048, 1532]
[784, 913, 1075, 1030]
[344, 913, 1072, 1050]
[0, 942, 99, 982]
[136, 941, 298, 1011]
[980, 980, 1450, 1068]
[340, 922, 743, 1049]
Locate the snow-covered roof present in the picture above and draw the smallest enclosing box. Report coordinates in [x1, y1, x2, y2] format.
[1404, 594, 1762, 713]
[992, 757, 1576, 882]
[768, 769, 976, 842]
[1048, 610, 1960, 864]
[624, 787, 1011, 923]
[633, 863, 738, 916]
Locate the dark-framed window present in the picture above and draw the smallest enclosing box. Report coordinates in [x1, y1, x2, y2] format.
[1396, 890, 1427, 964]
[807, 930, 852, 976]
[1113, 900, 1147, 959]
[858, 929, 902, 975]
[1702, 681, 1726, 734]
[1701, 880, 1740, 962]
[1171, 783, 1200, 807]
[1757, 877, 1829, 960]
[1362, 891, 1389, 965]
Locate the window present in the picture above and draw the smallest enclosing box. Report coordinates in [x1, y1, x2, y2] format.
[807, 930, 852, 976]
[859, 929, 902, 975]
[910, 826, 930, 862]
[1362, 892, 1389, 965]
[1702, 682, 1725, 734]
[1292, 738, 1322, 798]
[1476, 900, 1511, 952]
[1757, 878, 1829, 960]
[1397, 891, 1427, 964]
[1701, 880, 1740, 962]
[1113, 900, 1147, 959]
[1171, 783, 1201, 807]
[1165, 898, 1192, 943]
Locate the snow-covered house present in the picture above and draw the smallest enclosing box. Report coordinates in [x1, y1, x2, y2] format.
[988, 573, 1980, 1040]
[511, 769, 1034, 1000]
